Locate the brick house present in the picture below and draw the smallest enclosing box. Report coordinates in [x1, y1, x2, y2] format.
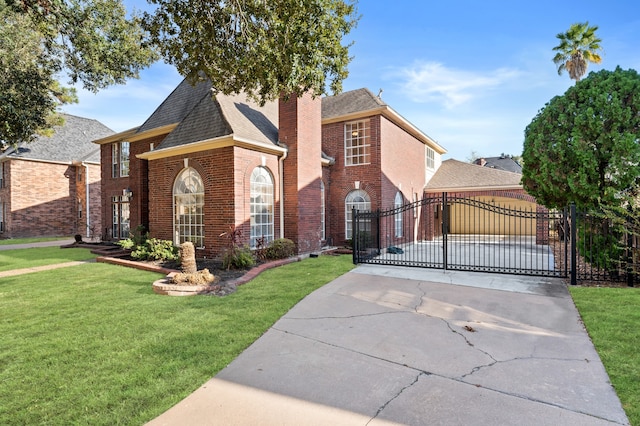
[93, 79, 446, 256]
[0, 114, 112, 239]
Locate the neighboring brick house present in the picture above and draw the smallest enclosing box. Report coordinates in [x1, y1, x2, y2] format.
[93, 79, 446, 256]
[0, 114, 112, 239]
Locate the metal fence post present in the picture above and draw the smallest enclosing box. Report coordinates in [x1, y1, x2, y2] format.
[442, 192, 448, 271]
[352, 208, 357, 265]
[570, 203, 577, 285]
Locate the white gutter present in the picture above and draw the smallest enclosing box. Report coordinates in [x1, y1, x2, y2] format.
[278, 144, 289, 239]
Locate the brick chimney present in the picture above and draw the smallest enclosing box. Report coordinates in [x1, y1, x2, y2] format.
[279, 93, 323, 254]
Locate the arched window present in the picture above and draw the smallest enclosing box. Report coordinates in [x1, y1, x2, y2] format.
[250, 167, 274, 247]
[173, 167, 204, 247]
[345, 189, 370, 239]
[394, 191, 403, 238]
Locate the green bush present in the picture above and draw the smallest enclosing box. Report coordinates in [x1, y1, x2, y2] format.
[577, 220, 624, 272]
[121, 238, 179, 261]
[222, 245, 255, 270]
[265, 238, 296, 260]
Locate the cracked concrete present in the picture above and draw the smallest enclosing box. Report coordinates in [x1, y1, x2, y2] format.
[148, 265, 629, 426]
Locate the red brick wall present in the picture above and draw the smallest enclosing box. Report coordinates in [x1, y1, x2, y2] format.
[3, 159, 90, 238]
[73, 163, 101, 239]
[321, 116, 383, 247]
[147, 146, 281, 258]
[279, 93, 323, 253]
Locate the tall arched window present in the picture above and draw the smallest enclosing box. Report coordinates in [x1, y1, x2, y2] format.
[394, 191, 403, 238]
[250, 167, 274, 247]
[345, 189, 371, 239]
[173, 167, 204, 247]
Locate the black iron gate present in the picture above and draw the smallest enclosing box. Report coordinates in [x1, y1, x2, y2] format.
[353, 194, 637, 286]
[352, 193, 569, 277]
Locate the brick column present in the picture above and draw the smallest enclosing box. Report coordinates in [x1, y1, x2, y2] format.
[279, 93, 323, 254]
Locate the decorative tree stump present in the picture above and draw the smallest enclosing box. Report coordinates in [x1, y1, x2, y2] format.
[180, 242, 197, 274]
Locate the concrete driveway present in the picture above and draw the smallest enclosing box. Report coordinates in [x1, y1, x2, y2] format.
[148, 265, 629, 425]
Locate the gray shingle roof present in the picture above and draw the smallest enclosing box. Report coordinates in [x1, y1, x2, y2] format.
[155, 91, 278, 150]
[476, 156, 522, 173]
[3, 114, 113, 163]
[322, 88, 386, 119]
[138, 79, 213, 133]
[426, 159, 522, 191]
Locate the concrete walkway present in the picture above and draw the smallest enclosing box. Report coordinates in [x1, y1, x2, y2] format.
[148, 265, 629, 426]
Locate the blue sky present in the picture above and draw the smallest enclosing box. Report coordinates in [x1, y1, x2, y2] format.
[63, 0, 640, 161]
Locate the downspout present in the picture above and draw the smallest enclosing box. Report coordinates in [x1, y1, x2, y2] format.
[278, 143, 289, 239]
[83, 162, 90, 238]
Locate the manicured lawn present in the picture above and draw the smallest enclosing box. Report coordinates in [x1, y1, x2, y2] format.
[569, 286, 640, 425]
[0, 237, 70, 245]
[0, 247, 96, 272]
[0, 255, 354, 425]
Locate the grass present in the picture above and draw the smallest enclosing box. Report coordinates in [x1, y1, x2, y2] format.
[0, 254, 354, 425]
[569, 286, 640, 425]
[0, 236, 70, 245]
[0, 247, 96, 272]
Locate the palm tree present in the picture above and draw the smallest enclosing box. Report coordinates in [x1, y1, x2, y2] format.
[553, 22, 603, 81]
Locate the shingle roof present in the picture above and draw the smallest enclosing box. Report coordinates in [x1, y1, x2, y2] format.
[477, 156, 522, 173]
[2, 114, 113, 163]
[155, 91, 278, 150]
[322, 88, 386, 119]
[138, 79, 213, 133]
[425, 159, 522, 191]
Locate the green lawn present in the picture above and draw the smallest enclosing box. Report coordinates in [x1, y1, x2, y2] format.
[0, 255, 354, 425]
[0, 247, 96, 272]
[569, 286, 640, 426]
[0, 237, 70, 245]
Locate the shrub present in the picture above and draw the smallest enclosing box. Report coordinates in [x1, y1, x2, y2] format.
[265, 238, 296, 260]
[130, 238, 179, 261]
[222, 245, 255, 270]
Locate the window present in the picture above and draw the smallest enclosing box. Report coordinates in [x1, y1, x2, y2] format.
[320, 180, 326, 241]
[112, 196, 130, 239]
[345, 189, 371, 239]
[426, 146, 435, 170]
[120, 142, 130, 177]
[394, 192, 403, 238]
[344, 121, 370, 166]
[250, 167, 274, 247]
[0, 161, 4, 188]
[173, 167, 205, 248]
[112, 142, 130, 178]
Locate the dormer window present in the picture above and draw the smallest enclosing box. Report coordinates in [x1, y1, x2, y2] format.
[344, 121, 370, 166]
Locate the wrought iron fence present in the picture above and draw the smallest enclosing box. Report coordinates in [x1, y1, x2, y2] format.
[352, 194, 635, 287]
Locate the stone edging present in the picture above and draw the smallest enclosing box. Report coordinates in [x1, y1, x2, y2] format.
[96, 256, 303, 294]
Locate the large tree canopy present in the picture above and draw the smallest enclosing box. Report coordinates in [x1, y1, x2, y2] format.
[522, 67, 640, 210]
[143, 0, 359, 104]
[0, 0, 157, 145]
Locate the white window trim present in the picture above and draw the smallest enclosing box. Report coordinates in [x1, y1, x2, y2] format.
[250, 166, 274, 248]
[173, 167, 205, 248]
[344, 120, 371, 166]
[345, 189, 371, 239]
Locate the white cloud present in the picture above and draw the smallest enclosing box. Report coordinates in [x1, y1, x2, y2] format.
[393, 61, 522, 108]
